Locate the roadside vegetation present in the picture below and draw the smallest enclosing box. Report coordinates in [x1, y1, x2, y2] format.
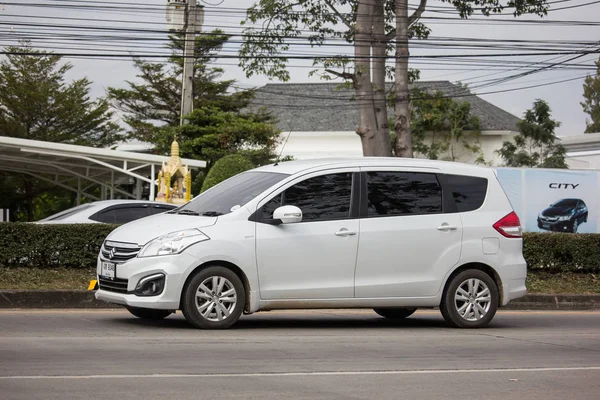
[1, 224, 599, 294]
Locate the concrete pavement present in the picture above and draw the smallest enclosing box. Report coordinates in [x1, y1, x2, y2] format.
[1, 309, 599, 399]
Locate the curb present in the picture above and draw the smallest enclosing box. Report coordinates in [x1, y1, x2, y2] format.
[1, 291, 600, 310]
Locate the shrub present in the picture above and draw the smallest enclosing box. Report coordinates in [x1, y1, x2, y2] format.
[523, 232, 600, 273]
[1, 222, 599, 274]
[0, 223, 117, 269]
[201, 154, 254, 192]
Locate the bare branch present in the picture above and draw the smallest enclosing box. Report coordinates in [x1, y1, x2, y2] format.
[324, 0, 354, 29]
[408, 0, 428, 27]
[385, 0, 428, 42]
[325, 69, 355, 80]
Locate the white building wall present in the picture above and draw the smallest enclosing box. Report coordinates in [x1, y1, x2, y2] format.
[277, 131, 514, 166]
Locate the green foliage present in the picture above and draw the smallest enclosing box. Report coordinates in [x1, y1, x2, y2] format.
[240, 0, 548, 82]
[201, 154, 254, 192]
[108, 31, 255, 142]
[497, 99, 567, 169]
[410, 89, 483, 163]
[2, 223, 599, 277]
[523, 232, 600, 273]
[154, 106, 281, 171]
[0, 223, 118, 269]
[0, 42, 120, 146]
[0, 41, 120, 221]
[581, 57, 600, 133]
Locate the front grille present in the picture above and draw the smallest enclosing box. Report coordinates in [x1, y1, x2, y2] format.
[540, 216, 558, 222]
[98, 277, 129, 294]
[101, 241, 141, 263]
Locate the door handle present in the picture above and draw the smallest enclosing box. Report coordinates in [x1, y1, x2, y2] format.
[334, 229, 357, 237]
[437, 224, 457, 231]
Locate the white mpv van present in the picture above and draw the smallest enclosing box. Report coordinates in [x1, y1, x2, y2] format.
[96, 158, 527, 329]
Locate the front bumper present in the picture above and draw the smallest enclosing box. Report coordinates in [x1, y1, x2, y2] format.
[95, 251, 199, 310]
[537, 218, 572, 232]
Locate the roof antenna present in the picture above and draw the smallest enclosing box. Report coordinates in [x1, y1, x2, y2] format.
[274, 128, 293, 166]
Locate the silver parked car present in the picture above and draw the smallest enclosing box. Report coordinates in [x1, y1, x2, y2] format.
[37, 200, 176, 224]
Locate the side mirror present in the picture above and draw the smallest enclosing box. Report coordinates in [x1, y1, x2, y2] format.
[273, 205, 302, 224]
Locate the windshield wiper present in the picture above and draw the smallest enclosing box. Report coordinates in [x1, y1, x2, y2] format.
[176, 209, 201, 216]
[200, 211, 224, 216]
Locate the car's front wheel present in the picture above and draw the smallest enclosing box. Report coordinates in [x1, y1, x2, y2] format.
[572, 219, 579, 233]
[126, 306, 173, 320]
[440, 269, 499, 328]
[182, 266, 245, 329]
[373, 308, 417, 319]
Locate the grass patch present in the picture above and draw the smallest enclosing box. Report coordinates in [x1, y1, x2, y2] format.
[0, 268, 599, 294]
[526, 271, 600, 294]
[0, 267, 96, 290]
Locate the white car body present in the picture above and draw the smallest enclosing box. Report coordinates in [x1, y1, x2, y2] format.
[96, 158, 527, 328]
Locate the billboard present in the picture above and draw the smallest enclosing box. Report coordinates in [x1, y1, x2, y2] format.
[495, 168, 600, 234]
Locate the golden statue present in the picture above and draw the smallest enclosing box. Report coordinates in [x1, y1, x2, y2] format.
[155, 139, 193, 204]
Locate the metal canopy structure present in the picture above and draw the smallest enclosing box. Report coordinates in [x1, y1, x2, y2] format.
[0, 137, 206, 203]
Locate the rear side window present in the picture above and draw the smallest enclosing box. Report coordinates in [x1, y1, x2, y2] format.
[91, 206, 149, 223]
[366, 171, 442, 217]
[444, 174, 488, 212]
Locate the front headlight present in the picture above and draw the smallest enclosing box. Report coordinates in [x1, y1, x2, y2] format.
[138, 229, 210, 258]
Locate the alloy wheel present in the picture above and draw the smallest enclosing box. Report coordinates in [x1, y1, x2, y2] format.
[195, 276, 237, 322]
[454, 278, 492, 322]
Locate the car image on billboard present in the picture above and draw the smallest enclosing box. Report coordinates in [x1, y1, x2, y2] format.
[537, 198, 588, 233]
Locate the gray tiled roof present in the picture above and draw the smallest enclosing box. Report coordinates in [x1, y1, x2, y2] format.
[248, 81, 520, 133]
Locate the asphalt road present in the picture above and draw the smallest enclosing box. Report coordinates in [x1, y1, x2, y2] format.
[1, 309, 599, 400]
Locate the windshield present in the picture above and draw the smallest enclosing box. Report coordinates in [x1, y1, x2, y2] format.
[552, 199, 578, 208]
[40, 204, 94, 221]
[178, 171, 289, 216]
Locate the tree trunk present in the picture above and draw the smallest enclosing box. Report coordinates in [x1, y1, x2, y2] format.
[354, 0, 392, 157]
[394, 0, 413, 158]
[372, 0, 392, 156]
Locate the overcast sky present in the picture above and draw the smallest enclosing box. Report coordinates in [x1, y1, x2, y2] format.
[1, 0, 599, 136]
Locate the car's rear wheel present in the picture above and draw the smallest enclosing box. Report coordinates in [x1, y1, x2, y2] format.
[373, 308, 417, 319]
[126, 306, 173, 320]
[440, 269, 498, 328]
[182, 266, 245, 329]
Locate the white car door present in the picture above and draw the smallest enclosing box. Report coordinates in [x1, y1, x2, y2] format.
[255, 169, 360, 300]
[354, 168, 462, 298]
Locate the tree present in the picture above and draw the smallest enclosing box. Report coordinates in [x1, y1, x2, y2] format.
[201, 154, 254, 192]
[239, 0, 549, 158]
[0, 43, 120, 146]
[152, 106, 281, 193]
[0, 42, 120, 220]
[497, 100, 567, 169]
[108, 30, 255, 142]
[410, 89, 484, 163]
[581, 57, 600, 133]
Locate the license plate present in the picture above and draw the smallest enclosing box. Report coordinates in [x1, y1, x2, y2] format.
[101, 261, 116, 280]
[542, 224, 550, 229]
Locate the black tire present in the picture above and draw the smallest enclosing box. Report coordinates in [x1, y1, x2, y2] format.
[440, 269, 499, 329]
[572, 219, 579, 233]
[126, 306, 173, 320]
[182, 266, 245, 329]
[373, 308, 417, 319]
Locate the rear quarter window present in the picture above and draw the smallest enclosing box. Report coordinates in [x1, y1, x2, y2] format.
[444, 174, 488, 212]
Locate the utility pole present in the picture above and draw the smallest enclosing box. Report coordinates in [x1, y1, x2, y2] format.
[179, 1, 204, 126]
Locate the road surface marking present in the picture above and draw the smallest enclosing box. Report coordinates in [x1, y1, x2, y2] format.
[2, 366, 600, 380]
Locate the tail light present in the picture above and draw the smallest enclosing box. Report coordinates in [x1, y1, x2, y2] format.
[493, 211, 522, 238]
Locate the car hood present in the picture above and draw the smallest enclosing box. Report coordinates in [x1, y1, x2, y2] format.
[542, 206, 574, 217]
[106, 213, 218, 245]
